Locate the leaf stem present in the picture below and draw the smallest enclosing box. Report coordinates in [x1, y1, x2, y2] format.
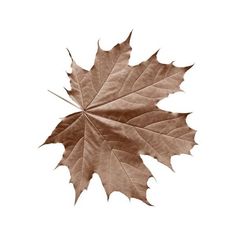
[48, 90, 81, 109]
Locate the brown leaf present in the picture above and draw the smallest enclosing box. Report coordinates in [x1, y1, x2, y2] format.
[43, 32, 196, 205]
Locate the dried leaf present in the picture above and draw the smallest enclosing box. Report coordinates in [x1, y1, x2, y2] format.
[43, 32, 196, 205]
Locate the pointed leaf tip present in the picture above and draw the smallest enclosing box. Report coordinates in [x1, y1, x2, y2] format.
[66, 71, 71, 77]
[124, 30, 133, 44]
[63, 87, 69, 93]
[74, 191, 81, 205]
[185, 63, 194, 71]
[106, 192, 110, 201]
[149, 49, 160, 60]
[54, 162, 62, 170]
[66, 48, 73, 61]
[38, 142, 46, 148]
[153, 49, 160, 57]
[97, 39, 101, 50]
[145, 200, 153, 206]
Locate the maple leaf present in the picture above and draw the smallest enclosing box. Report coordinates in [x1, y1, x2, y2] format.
[43, 32, 196, 205]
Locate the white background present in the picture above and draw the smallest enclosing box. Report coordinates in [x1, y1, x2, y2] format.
[0, 0, 235, 235]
